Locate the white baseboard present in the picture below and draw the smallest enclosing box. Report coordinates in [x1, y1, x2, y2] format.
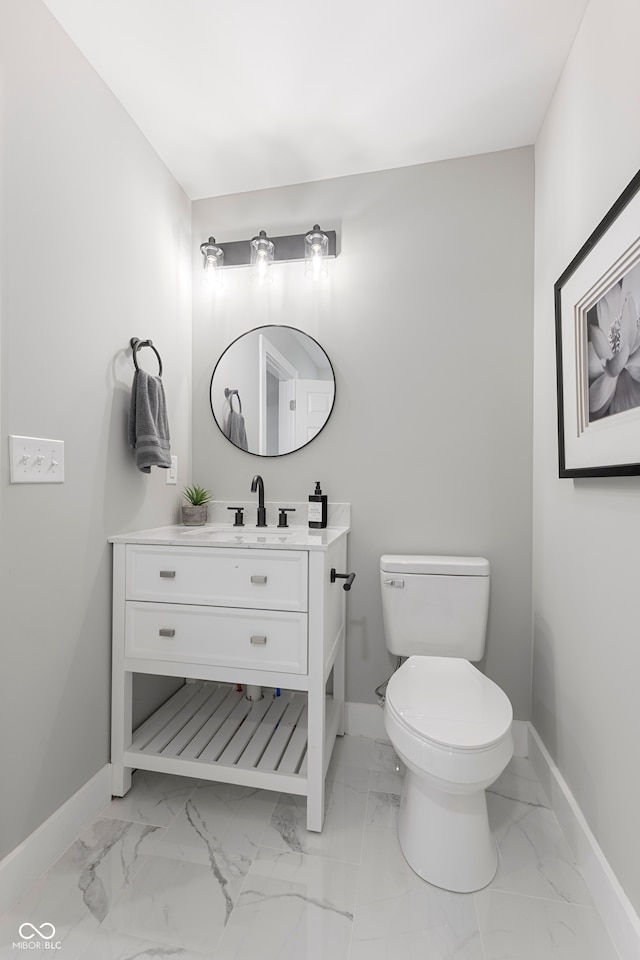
[528, 723, 640, 960]
[0, 764, 112, 917]
[344, 702, 529, 757]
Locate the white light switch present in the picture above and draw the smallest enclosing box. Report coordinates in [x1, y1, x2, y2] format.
[9, 435, 65, 483]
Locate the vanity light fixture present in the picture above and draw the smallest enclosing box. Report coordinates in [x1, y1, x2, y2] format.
[304, 224, 329, 280]
[199, 225, 337, 286]
[199, 236, 224, 288]
[249, 230, 275, 285]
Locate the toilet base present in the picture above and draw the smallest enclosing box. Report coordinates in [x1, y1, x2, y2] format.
[397, 768, 498, 893]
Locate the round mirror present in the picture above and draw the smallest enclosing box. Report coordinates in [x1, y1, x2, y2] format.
[210, 325, 336, 456]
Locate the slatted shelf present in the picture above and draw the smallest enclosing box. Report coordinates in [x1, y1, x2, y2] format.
[124, 681, 339, 795]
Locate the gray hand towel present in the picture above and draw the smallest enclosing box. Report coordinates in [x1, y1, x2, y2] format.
[225, 409, 248, 451]
[128, 369, 171, 472]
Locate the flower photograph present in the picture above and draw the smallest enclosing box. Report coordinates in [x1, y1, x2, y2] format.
[587, 260, 640, 421]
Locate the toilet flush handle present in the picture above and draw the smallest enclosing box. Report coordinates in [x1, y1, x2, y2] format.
[383, 578, 405, 588]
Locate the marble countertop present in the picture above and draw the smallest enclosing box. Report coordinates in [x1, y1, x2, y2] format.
[109, 522, 349, 552]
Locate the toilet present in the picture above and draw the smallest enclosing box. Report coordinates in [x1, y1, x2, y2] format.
[380, 554, 513, 893]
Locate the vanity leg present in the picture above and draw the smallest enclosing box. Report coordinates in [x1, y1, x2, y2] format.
[333, 631, 346, 736]
[111, 542, 132, 796]
[111, 670, 132, 796]
[306, 680, 325, 832]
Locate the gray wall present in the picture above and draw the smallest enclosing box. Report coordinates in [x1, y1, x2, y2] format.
[533, 0, 640, 916]
[192, 148, 534, 719]
[0, 0, 191, 859]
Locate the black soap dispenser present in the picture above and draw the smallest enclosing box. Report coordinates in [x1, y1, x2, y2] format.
[308, 482, 328, 529]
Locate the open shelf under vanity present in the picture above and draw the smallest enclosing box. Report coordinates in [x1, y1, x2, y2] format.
[125, 681, 343, 795]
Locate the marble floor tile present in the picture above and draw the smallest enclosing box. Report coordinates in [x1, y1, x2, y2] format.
[150, 781, 279, 866]
[104, 853, 236, 954]
[216, 848, 359, 960]
[350, 884, 483, 960]
[368, 739, 405, 794]
[103, 770, 199, 827]
[103, 783, 278, 957]
[475, 889, 620, 960]
[262, 772, 368, 865]
[489, 755, 551, 808]
[488, 792, 594, 905]
[326, 736, 376, 793]
[106, 782, 278, 953]
[360, 790, 405, 871]
[78, 926, 213, 959]
[0, 818, 161, 960]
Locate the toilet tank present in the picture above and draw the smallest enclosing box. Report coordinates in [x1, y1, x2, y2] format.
[380, 555, 490, 661]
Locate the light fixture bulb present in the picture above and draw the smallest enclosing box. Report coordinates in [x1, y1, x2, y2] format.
[250, 230, 274, 285]
[304, 225, 329, 280]
[310, 244, 324, 280]
[200, 237, 223, 288]
[256, 252, 268, 284]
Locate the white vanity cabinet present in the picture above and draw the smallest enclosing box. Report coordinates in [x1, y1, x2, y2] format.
[110, 524, 349, 832]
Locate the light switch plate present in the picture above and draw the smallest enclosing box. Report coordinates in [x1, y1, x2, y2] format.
[9, 435, 65, 483]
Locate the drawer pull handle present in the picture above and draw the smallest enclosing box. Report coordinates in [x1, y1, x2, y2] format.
[159, 628, 176, 638]
[251, 575, 268, 584]
[250, 635, 267, 645]
[159, 570, 176, 579]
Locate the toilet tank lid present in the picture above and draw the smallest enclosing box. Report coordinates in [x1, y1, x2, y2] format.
[380, 555, 489, 576]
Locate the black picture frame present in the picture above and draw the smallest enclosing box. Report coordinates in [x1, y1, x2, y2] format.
[555, 167, 640, 477]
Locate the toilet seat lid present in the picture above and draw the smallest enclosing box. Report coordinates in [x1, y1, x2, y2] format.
[386, 657, 512, 750]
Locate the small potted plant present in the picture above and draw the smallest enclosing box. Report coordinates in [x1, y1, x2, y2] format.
[181, 484, 212, 526]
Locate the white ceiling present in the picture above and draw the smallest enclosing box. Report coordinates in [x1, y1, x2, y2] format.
[41, 0, 590, 201]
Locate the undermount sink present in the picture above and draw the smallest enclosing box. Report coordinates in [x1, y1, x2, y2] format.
[179, 526, 293, 543]
[227, 531, 293, 543]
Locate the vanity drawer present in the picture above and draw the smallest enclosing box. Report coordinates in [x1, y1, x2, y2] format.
[125, 545, 308, 611]
[125, 602, 308, 673]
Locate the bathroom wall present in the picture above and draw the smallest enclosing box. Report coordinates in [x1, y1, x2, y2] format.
[191, 147, 534, 720]
[532, 0, 640, 916]
[0, 0, 191, 859]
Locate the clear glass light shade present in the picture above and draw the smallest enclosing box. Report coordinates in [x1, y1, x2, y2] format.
[200, 237, 224, 288]
[250, 231, 275, 285]
[304, 225, 329, 280]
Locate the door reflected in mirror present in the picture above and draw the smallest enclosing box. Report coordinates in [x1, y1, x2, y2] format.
[210, 325, 336, 456]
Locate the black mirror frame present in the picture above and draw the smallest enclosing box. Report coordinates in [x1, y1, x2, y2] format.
[209, 324, 336, 457]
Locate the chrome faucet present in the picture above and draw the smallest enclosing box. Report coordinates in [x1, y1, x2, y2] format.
[251, 474, 267, 527]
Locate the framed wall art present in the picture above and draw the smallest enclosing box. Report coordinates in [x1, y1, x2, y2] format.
[555, 167, 640, 477]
